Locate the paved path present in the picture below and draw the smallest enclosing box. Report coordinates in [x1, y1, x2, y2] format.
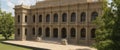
[3, 41, 96, 50]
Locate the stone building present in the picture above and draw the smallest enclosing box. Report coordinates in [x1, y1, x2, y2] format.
[14, 0, 103, 45]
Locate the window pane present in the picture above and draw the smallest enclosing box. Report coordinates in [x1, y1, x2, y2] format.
[17, 28, 20, 36]
[91, 29, 96, 38]
[18, 15, 20, 23]
[45, 27, 50, 37]
[62, 13, 67, 22]
[71, 13, 76, 22]
[25, 16, 27, 22]
[33, 15, 35, 23]
[25, 28, 27, 36]
[91, 12, 98, 21]
[53, 14, 58, 22]
[32, 28, 35, 35]
[61, 28, 67, 38]
[81, 12, 86, 22]
[81, 28, 86, 38]
[53, 28, 58, 38]
[38, 28, 42, 37]
[39, 15, 42, 22]
[71, 28, 76, 38]
[46, 14, 50, 22]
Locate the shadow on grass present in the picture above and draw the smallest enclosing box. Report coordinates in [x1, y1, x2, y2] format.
[0, 34, 49, 50]
[0, 39, 49, 50]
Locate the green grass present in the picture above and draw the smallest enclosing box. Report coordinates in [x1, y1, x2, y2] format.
[0, 34, 31, 50]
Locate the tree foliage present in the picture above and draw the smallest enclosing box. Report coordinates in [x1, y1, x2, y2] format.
[94, 0, 120, 50]
[0, 10, 14, 40]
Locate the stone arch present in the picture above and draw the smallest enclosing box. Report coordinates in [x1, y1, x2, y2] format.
[91, 28, 96, 38]
[71, 12, 76, 22]
[46, 14, 50, 22]
[17, 28, 20, 36]
[25, 15, 27, 22]
[45, 27, 50, 37]
[32, 28, 35, 35]
[53, 28, 58, 38]
[81, 12, 86, 22]
[81, 28, 86, 38]
[25, 28, 27, 36]
[53, 13, 58, 22]
[33, 15, 35, 22]
[62, 13, 67, 22]
[91, 11, 98, 21]
[39, 15, 42, 22]
[70, 28, 76, 38]
[38, 27, 42, 37]
[61, 28, 67, 38]
[18, 15, 20, 23]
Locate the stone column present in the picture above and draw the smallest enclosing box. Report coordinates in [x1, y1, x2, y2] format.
[76, 27, 79, 44]
[87, 27, 91, 45]
[21, 27, 26, 41]
[86, 27, 90, 45]
[67, 11, 69, 25]
[15, 27, 18, 40]
[42, 12, 45, 24]
[20, 13, 26, 41]
[50, 13, 53, 24]
[58, 27, 61, 39]
[58, 11, 61, 39]
[50, 26, 53, 38]
[35, 26, 38, 40]
[67, 27, 69, 39]
[42, 26, 45, 38]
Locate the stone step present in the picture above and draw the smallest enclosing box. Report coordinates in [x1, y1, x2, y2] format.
[41, 38, 62, 44]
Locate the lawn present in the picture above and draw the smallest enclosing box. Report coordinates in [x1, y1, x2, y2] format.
[0, 34, 31, 50]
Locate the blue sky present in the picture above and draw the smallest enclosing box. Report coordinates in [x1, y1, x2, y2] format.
[0, 0, 111, 16]
[1, 0, 43, 16]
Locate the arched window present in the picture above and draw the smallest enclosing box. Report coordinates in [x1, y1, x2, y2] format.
[25, 15, 27, 22]
[91, 28, 96, 38]
[91, 12, 98, 21]
[17, 28, 20, 36]
[61, 28, 67, 38]
[45, 27, 50, 37]
[71, 12, 76, 22]
[53, 28, 58, 38]
[46, 14, 50, 22]
[39, 15, 42, 22]
[81, 28, 86, 38]
[53, 13, 58, 22]
[70, 28, 76, 38]
[38, 27, 42, 37]
[33, 15, 35, 23]
[62, 13, 67, 22]
[32, 28, 35, 35]
[25, 28, 27, 36]
[81, 12, 86, 22]
[18, 15, 20, 23]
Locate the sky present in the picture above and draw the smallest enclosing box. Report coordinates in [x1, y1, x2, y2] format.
[0, 0, 43, 16]
[0, 0, 111, 16]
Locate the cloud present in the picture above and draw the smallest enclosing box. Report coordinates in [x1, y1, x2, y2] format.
[7, 0, 15, 8]
[1, 0, 44, 16]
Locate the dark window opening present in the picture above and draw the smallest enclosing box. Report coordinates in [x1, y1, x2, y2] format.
[71, 12, 76, 22]
[53, 28, 58, 38]
[61, 28, 67, 38]
[62, 13, 67, 22]
[70, 28, 76, 38]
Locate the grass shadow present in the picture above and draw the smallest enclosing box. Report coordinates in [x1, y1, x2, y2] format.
[0, 34, 49, 50]
[1, 42, 49, 50]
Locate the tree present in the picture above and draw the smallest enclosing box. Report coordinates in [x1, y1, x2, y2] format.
[94, 0, 120, 50]
[111, 0, 120, 49]
[0, 10, 14, 40]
